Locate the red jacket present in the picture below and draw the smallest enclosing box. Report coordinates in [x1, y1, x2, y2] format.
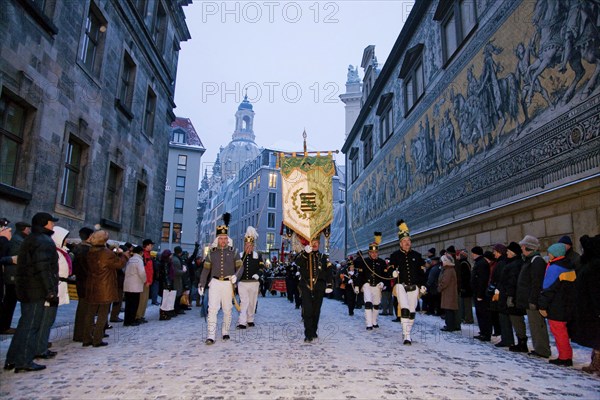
[143, 250, 153, 285]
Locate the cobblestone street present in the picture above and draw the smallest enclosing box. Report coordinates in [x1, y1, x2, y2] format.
[1, 296, 599, 399]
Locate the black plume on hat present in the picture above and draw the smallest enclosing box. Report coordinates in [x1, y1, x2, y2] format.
[223, 212, 231, 227]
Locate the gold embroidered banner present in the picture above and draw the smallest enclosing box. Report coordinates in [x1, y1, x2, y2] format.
[280, 154, 334, 242]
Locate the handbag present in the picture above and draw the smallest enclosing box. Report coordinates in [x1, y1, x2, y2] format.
[180, 293, 190, 306]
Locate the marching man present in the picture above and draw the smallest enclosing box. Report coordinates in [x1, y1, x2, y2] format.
[390, 220, 427, 345]
[357, 232, 387, 330]
[198, 213, 242, 345]
[295, 235, 333, 343]
[237, 226, 264, 329]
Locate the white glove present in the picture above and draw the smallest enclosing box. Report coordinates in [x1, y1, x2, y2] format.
[183, 266, 187, 273]
[348, 270, 354, 276]
[347, 279, 353, 285]
[325, 287, 333, 294]
[304, 245, 312, 253]
[252, 274, 259, 280]
[198, 287, 204, 296]
[354, 287, 359, 295]
[377, 282, 384, 290]
[392, 270, 399, 278]
[419, 286, 427, 295]
[295, 271, 300, 276]
[230, 275, 237, 284]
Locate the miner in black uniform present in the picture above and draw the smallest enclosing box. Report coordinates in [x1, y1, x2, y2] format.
[295, 236, 332, 342]
[356, 232, 387, 330]
[340, 262, 359, 315]
[389, 220, 427, 345]
[286, 262, 301, 308]
[236, 226, 263, 329]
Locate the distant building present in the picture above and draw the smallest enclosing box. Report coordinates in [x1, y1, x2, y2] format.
[0, 0, 191, 243]
[162, 117, 205, 253]
[342, 0, 600, 256]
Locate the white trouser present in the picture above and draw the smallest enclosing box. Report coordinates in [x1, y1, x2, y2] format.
[362, 283, 382, 327]
[207, 279, 233, 340]
[237, 281, 260, 326]
[393, 284, 419, 339]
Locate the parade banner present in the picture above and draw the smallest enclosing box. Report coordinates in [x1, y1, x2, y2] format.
[279, 153, 335, 242]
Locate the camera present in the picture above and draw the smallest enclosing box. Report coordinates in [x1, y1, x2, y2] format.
[0, 218, 10, 228]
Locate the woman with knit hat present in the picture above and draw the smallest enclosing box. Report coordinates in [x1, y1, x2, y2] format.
[503, 242, 528, 353]
[539, 243, 577, 366]
[438, 254, 459, 332]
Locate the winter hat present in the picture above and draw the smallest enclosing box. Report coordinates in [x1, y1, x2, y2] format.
[483, 251, 496, 261]
[89, 230, 109, 246]
[440, 254, 455, 266]
[427, 247, 436, 256]
[547, 243, 566, 258]
[493, 243, 507, 255]
[471, 246, 484, 256]
[519, 235, 540, 250]
[507, 241, 522, 256]
[558, 235, 572, 246]
[446, 245, 456, 254]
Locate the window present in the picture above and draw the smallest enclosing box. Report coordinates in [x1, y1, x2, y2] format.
[103, 163, 123, 221]
[269, 172, 277, 188]
[376, 93, 394, 146]
[60, 139, 83, 207]
[0, 94, 26, 186]
[152, 1, 167, 54]
[349, 147, 359, 183]
[143, 86, 156, 137]
[172, 223, 182, 243]
[173, 129, 185, 143]
[360, 125, 373, 168]
[268, 213, 275, 229]
[80, 3, 106, 75]
[435, 0, 477, 63]
[176, 176, 185, 191]
[268, 192, 276, 208]
[177, 155, 187, 170]
[161, 222, 170, 242]
[133, 182, 147, 232]
[174, 197, 184, 213]
[399, 44, 425, 114]
[266, 233, 275, 251]
[117, 52, 136, 112]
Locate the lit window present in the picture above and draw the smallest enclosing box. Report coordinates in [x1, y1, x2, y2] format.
[269, 172, 277, 188]
[172, 223, 182, 243]
[161, 222, 170, 242]
[178, 155, 187, 170]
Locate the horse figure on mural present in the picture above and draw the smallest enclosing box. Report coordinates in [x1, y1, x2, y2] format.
[527, 0, 600, 106]
[450, 85, 489, 158]
[411, 117, 438, 186]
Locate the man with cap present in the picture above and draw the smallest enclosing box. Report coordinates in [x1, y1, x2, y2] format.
[5, 212, 59, 372]
[295, 234, 333, 343]
[516, 235, 551, 358]
[539, 243, 577, 366]
[198, 213, 242, 345]
[389, 220, 426, 345]
[1, 221, 30, 334]
[237, 226, 264, 329]
[471, 246, 492, 341]
[136, 239, 155, 323]
[558, 235, 581, 272]
[355, 232, 387, 330]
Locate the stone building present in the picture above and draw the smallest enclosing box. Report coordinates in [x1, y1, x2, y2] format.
[0, 0, 191, 243]
[161, 117, 205, 253]
[342, 0, 600, 256]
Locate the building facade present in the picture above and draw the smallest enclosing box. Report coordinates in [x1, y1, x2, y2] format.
[161, 117, 205, 253]
[342, 0, 600, 256]
[0, 0, 191, 243]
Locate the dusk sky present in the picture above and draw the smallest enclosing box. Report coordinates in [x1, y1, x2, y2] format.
[174, 1, 415, 182]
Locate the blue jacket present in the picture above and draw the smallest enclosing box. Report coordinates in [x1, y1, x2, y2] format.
[539, 257, 576, 322]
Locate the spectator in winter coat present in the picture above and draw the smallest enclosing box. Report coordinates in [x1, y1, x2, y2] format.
[516, 235, 551, 358]
[503, 242, 527, 353]
[71, 227, 93, 342]
[136, 239, 154, 323]
[539, 243, 576, 366]
[471, 246, 492, 341]
[426, 257, 442, 316]
[439, 254, 459, 332]
[491, 244, 511, 347]
[123, 246, 146, 326]
[558, 235, 581, 272]
[456, 250, 473, 325]
[1, 221, 30, 334]
[572, 234, 600, 375]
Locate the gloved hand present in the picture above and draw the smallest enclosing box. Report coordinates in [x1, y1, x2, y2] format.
[325, 284, 333, 294]
[507, 296, 515, 308]
[392, 270, 399, 278]
[354, 287, 360, 295]
[230, 275, 237, 284]
[528, 303, 537, 311]
[304, 245, 312, 253]
[45, 292, 57, 302]
[252, 274, 259, 280]
[347, 279, 353, 285]
[419, 286, 427, 295]
[295, 271, 300, 276]
[377, 282, 384, 290]
[183, 265, 187, 273]
[348, 270, 354, 276]
[198, 287, 204, 296]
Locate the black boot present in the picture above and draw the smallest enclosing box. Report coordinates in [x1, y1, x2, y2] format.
[159, 310, 171, 321]
[509, 337, 528, 353]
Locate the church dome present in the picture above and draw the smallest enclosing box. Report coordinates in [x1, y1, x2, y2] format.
[238, 95, 253, 111]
